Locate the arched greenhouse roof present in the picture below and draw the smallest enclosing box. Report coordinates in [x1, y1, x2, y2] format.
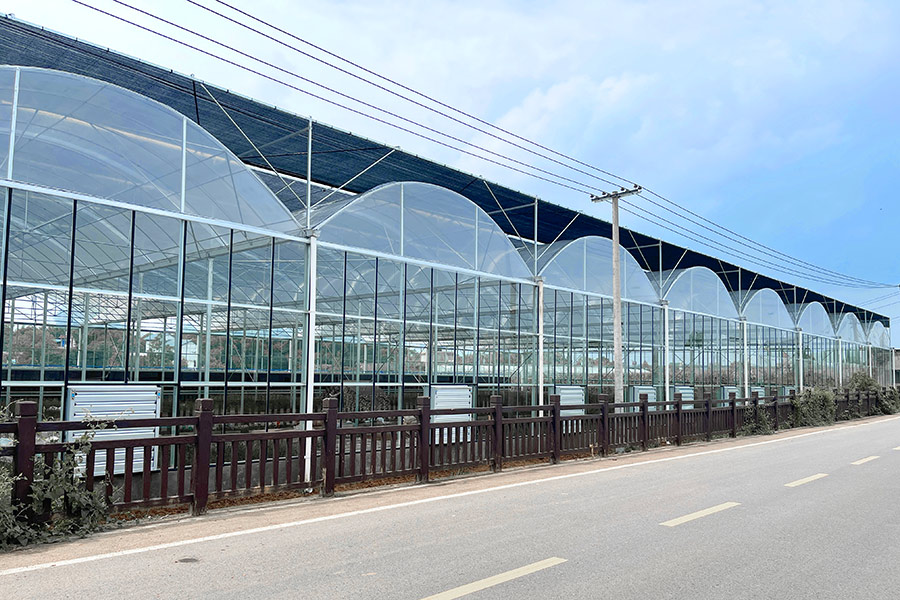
[0, 66, 297, 233]
[836, 313, 866, 344]
[867, 321, 891, 348]
[662, 266, 739, 318]
[314, 181, 532, 279]
[795, 302, 835, 337]
[741, 288, 794, 330]
[537, 236, 658, 304]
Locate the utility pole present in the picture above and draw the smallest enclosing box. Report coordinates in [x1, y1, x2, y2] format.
[591, 185, 642, 404]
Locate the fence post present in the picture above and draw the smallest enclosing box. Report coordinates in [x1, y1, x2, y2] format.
[706, 394, 713, 442]
[322, 397, 338, 497]
[751, 391, 760, 431]
[640, 393, 648, 451]
[601, 397, 610, 457]
[416, 396, 430, 483]
[675, 393, 683, 446]
[773, 393, 780, 431]
[13, 401, 38, 518]
[729, 392, 737, 438]
[491, 395, 503, 472]
[191, 398, 213, 516]
[866, 390, 872, 416]
[789, 389, 797, 426]
[549, 394, 561, 464]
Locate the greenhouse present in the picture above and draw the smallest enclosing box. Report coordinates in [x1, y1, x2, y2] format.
[0, 62, 892, 420]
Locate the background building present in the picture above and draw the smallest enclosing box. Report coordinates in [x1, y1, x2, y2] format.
[0, 17, 891, 419]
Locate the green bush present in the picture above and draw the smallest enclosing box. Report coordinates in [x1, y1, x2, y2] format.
[739, 401, 774, 436]
[791, 387, 836, 427]
[1, 421, 109, 549]
[847, 372, 899, 415]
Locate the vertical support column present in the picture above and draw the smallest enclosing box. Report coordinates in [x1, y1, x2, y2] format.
[675, 392, 683, 446]
[0, 188, 12, 405]
[416, 396, 430, 483]
[640, 392, 648, 451]
[191, 398, 212, 516]
[536, 278, 544, 406]
[491, 395, 503, 472]
[305, 117, 313, 231]
[549, 394, 561, 464]
[322, 396, 337, 497]
[13, 401, 37, 515]
[868, 344, 873, 378]
[773, 393, 780, 431]
[662, 300, 670, 406]
[601, 396, 610, 457]
[797, 329, 804, 392]
[304, 231, 318, 414]
[730, 391, 737, 438]
[741, 317, 749, 398]
[837, 338, 844, 389]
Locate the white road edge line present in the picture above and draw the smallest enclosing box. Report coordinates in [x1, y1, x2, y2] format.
[2, 415, 897, 577]
[784, 473, 828, 487]
[660, 502, 740, 527]
[893, 446, 900, 451]
[851, 455, 879, 465]
[420, 557, 566, 600]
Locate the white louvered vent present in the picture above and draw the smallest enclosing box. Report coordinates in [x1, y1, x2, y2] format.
[555, 386, 585, 416]
[430, 385, 473, 444]
[65, 385, 160, 476]
[627, 385, 657, 413]
[672, 386, 695, 410]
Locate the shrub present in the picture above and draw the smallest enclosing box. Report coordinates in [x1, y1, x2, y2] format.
[740, 400, 774, 436]
[1, 412, 109, 549]
[847, 372, 899, 415]
[791, 387, 836, 427]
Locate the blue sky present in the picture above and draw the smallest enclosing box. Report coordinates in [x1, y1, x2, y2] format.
[4, 0, 900, 343]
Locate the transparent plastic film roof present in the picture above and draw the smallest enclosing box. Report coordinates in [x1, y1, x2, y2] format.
[662, 266, 739, 318]
[741, 288, 794, 330]
[867, 321, 891, 348]
[537, 236, 658, 304]
[795, 302, 835, 337]
[314, 181, 532, 280]
[0, 66, 298, 233]
[836, 313, 866, 344]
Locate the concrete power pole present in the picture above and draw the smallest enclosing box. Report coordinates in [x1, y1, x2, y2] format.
[592, 185, 642, 404]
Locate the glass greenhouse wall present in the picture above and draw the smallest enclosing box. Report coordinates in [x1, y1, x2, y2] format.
[0, 66, 893, 419]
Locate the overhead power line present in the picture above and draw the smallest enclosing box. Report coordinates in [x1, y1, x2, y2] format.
[198, 0, 895, 290]
[68, 1, 895, 293]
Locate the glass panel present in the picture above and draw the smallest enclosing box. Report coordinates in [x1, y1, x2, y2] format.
[183, 222, 231, 303]
[229, 234, 272, 307]
[133, 212, 182, 298]
[6, 190, 73, 287]
[73, 203, 132, 294]
[273, 240, 307, 311]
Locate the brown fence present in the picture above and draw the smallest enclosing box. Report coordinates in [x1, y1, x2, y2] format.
[0, 388, 890, 522]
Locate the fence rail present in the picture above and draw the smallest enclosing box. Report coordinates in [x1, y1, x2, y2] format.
[1, 387, 892, 521]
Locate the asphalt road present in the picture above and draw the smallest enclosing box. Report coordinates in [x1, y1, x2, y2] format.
[3, 415, 900, 600]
